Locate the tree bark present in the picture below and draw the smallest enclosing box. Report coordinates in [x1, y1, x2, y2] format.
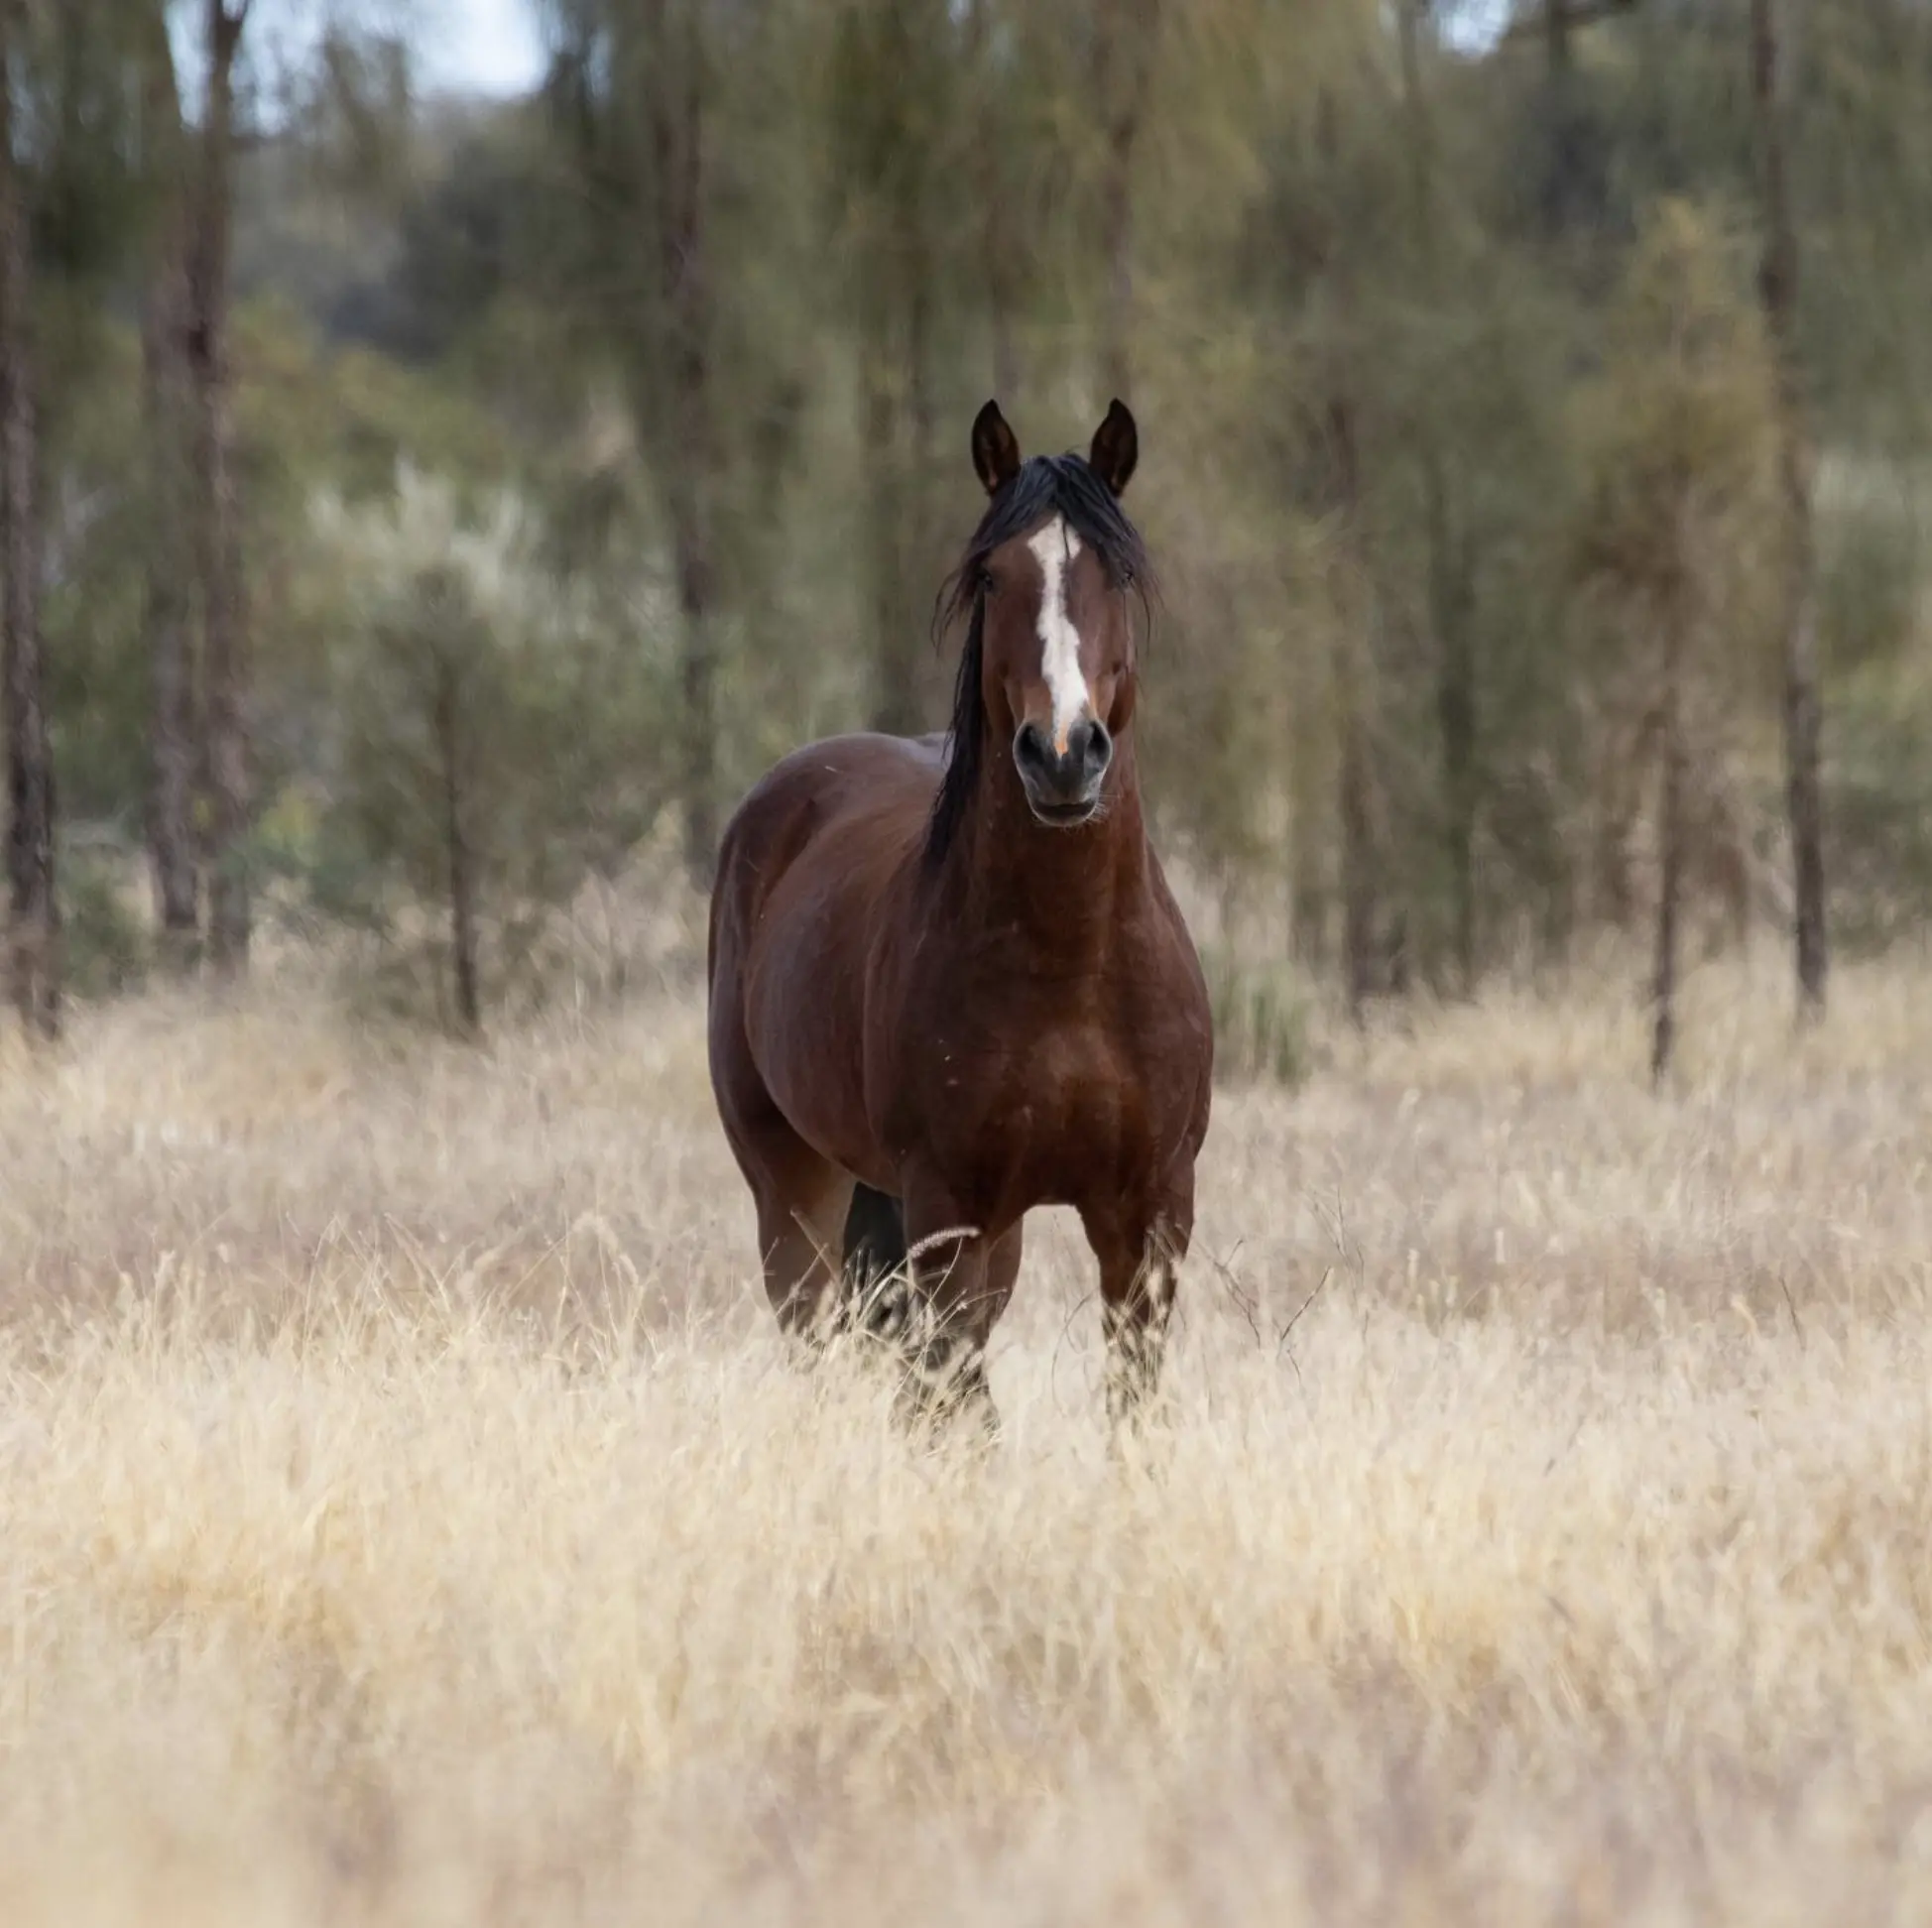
[1338, 682, 1375, 1025]
[872, 237, 938, 740]
[863, 345, 920, 738]
[0, 5, 58, 1039]
[1316, 89, 1378, 1029]
[432, 656, 480, 1035]
[1533, 0, 1636, 240]
[644, 0, 720, 887]
[188, 0, 253, 974]
[1751, 0, 1827, 1023]
[1544, 0, 1574, 72]
[1094, 0, 1159, 402]
[672, 495, 719, 886]
[859, 10, 936, 743]
[986, 263, 1021, 405]
[141, 10, 199, 966]
[1399, 0, 1480, 994]
[961, 0, 1022, 403]
[1650, 621, 1684, 1086]
[1332, 386, 1376, 1032]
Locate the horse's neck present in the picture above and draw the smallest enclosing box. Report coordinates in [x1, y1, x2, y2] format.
[946, 745, 1151, 957]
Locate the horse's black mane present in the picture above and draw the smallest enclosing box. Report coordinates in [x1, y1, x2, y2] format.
[924, 452, 1154, 869]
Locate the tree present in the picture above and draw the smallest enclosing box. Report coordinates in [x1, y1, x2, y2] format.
[138, 0, 197, 966]
[186, 0, 254, 973]
[1315, 85, 1380, 1028]
[1, 0, 57, 1037]
[824, 0, 962, 739]
[544, 0, 731, 885]
[1569, 201, 1779, 1082]
[1505, 0, 1634, 239]
[1398, 0, 1480, 992]
[1093, 0, 1161, 401]
[311, 468, 665, 1030]
[1750, 0, 1827, 1023]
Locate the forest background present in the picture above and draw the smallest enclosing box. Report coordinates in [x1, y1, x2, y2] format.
[4, 0, 1929, 1071]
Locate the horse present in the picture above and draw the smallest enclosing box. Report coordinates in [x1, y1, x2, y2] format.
[705, 398, 1213, 1434]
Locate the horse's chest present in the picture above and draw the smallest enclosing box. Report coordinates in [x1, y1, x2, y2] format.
[929, 1018, 1148, 1205]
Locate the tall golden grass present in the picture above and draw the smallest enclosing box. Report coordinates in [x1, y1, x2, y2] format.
[3, 951, 1931, 1924]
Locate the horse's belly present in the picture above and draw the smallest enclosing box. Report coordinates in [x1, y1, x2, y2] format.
[743, 952, 865, 1163]
[741, 858, 901, 1183]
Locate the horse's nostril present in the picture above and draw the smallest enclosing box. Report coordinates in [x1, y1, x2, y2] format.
[1082, 721, 1113, 777]
[1014, 722, 1049, 773]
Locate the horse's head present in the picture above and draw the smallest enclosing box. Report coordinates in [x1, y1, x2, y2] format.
[941, 400, 1148, 834]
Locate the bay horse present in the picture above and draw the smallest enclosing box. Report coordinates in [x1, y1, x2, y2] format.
[706, 399, 1213, 1433]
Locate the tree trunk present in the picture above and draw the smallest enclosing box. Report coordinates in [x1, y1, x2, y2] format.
[1337, 615, 1375, 1027]
[188, 0, 253, 975]
[864, 346, 919, 738]
[962, 0, 1022, 403]
[1288, 859, 1328, 972]
[1544, 0, 1573, 71]
[987, 276, 1021, 405]
[673, 517, 718, 886]
[1751, 0, 1827, 1024]
[1399, 0, 1479, 994]
[664, 376, 718, 885]
[432, 656, 480, 1035]
[662, 253, 721, 887]
[1094, 0, 1159, 402]
[646, 0, 720, 888]
[1434, 493, 1477, 989]
[1650, 630, 1684, 1087]
[141, 19, 198, 966]
[863, 172, 934, 741]
[1317, 89, 1378, 1029]
[0, 8, 57, 1039]
[1328, 384, 1377, 1028]
[1540, 0, 1581, 238]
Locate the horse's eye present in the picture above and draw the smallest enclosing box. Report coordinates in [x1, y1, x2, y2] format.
[975, 566, 997, 598]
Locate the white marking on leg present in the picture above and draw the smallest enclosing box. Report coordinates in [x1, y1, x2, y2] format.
[1026, 517, 1088, 754]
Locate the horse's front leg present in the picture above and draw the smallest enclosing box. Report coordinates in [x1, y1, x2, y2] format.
[895, 1181, 1016, 1436]
[1084, 1194, 1192, 1432]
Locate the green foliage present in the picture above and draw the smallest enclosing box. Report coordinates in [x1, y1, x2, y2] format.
[25, 0, 1932, 1028]
[1202, 947, 1313, 1088]
[302, 466, 671, 1022]
[1570, 199, 1779, 617]
[60, 847, 150, 1001]
[1817, 455, 1925, 677]
[1565, 195, 1783, 792]
[1825, 673, 1932, 954]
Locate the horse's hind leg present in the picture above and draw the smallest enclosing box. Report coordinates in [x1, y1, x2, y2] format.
[710, 1010, 853, 1341]
[839, 1182, 908, 1333]
[745, 1141, 853, 1343]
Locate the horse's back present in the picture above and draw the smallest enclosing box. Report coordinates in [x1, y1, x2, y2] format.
[724, 729, 942, 841]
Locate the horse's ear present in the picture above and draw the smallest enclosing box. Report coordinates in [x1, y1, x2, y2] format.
[1088, 398, 1139, 496]
[971, 399, 1022, 496]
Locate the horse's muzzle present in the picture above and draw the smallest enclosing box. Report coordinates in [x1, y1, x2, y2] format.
[1014, 718, 1111, 825]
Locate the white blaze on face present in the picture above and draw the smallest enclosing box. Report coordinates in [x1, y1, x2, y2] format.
[1026, 517, 1088, 755]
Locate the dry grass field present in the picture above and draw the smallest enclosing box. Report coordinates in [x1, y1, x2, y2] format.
[4, 950, 1932, 1924]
